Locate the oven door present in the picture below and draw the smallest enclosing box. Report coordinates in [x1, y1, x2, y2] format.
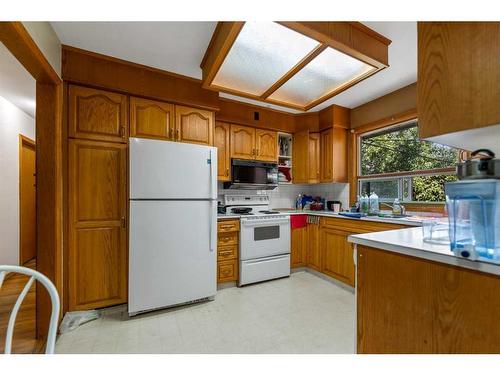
[240, 216, 291, 260]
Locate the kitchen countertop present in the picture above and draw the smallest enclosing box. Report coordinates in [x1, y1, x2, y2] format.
[348, 226, 500, 276]
[218, 209, 424, 226]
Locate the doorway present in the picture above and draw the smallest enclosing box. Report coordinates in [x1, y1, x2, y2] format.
[19, 134, 36, 265]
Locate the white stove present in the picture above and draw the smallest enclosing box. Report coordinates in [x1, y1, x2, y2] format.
[222, 195, 291, 286]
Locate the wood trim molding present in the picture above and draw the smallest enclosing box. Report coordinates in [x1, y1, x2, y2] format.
[19, 135, 36, 266]
[0, 22, 61, 84]
[351, 108, 418, 135]
[62, 45, 220, 111]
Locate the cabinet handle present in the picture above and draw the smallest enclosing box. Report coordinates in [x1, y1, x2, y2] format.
[120, 126, 125, 138]
[176, 129, 180, 140]
[121, 217, 126, 228]
[169, 128, 173, 139]
[226, 168, 229, 176]
[219, 251, 232, 257]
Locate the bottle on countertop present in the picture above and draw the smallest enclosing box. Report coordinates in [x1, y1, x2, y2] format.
[369, 191, 379, 214]
[392, 198, 402, 216]
[360, 193, 369, 214]
[296, 194, 303, 210]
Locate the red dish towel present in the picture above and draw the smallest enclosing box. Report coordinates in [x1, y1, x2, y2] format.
[290, 214, 307, 229]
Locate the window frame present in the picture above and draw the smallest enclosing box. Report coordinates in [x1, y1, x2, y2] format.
[354, 117, 462, 204]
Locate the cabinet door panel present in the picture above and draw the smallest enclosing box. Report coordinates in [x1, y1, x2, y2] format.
[69, 85, 128, 143]
[255, 129, 278, 162]
[292, 129, 309, 183]
[130, 97, 174, 140]
[175, 105, 214, 145]
[320, 226, 355, 286]
[307, 223, 321, 271]
[215, 122, 231, 181]
[230, 125, 255, 160]
[291, 226, 307, 268]
[69, 139, 127, 310]
[308, 133, 320, 183]
[320, 128, 333, 182]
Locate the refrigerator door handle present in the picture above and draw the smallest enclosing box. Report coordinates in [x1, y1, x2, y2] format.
[209, 199, 216, 253]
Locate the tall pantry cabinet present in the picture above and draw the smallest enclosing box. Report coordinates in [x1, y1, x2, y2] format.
[67, 85, 128, 311]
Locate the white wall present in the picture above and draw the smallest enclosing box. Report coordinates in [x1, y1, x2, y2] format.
[218, 182, 349, 211]
[0, 96, 35, 265]
[22, 22, 61, 77]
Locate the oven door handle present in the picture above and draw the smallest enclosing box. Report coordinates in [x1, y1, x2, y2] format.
[241, 218, 290, 227]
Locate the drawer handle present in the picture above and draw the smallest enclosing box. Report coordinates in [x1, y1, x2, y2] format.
[221, 269, 232, 276]
[220, 224, 235, 229]
[219, 251, 233, 257]
[220, 236, 233, 242]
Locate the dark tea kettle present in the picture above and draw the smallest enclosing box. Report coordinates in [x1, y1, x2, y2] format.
[456, 149, 500, 180]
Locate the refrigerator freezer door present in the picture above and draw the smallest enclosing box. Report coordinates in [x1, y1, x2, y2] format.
[129, 200, 217, 315]
[130, 137, 217, 200]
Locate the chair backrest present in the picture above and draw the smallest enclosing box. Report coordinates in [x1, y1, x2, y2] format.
[0, 265, 60, 354]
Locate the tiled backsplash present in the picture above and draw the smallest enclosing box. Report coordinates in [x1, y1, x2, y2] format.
[218, 182, 350, 210]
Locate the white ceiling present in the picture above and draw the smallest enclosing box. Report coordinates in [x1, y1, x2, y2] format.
[0, 43, 36, 118]
[51, 21, 417, 113]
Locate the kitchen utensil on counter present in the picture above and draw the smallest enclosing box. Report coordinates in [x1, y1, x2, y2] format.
[422, 219, 450, 245]
[456, 149, 500, 180]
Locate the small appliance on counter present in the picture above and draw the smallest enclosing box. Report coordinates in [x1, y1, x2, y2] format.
[327, 200, 342, 212]
[445, 149, 500, 263]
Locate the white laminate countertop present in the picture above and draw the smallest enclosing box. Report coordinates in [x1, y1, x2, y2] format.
[218, 210, 423, 226]
[348, 227, 500, 276]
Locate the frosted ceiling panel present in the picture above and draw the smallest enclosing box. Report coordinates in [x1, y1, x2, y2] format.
[268, 47, 376, 107]
[212, 22, 320, 96]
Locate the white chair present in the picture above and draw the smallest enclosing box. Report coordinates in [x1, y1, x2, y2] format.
[0, 265, 60, 354]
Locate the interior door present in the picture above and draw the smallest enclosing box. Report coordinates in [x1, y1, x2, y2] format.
[68, 139, 127, 310]
[214, 121, 231, 181]
[230, 124, 255, 160]
[19, 135, 36, 264]
[308, 133, 320, 183]
[68, 85, 128, 143]
[175, 105, 214, 145]
[130, 138, 217, 200]
[255, 129, 278, 162]
[129, 200, 216, 314]
[130, 96, 174, 140]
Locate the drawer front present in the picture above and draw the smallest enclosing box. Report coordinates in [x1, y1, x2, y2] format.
[217, 232, 238, 246]
[218, 245, 238, 261]
[218, 259, 238, 283]
[217, 220, 240, 233]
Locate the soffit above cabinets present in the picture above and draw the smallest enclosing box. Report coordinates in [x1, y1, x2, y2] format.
[201, 22, 391, 111]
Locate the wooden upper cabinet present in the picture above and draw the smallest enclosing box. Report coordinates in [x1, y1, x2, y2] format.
[215, 122, 231, 181]
[308, 133, 320, 183]
[69, 85, 128, 143]
[320, 127, 347, 183]
[320, 226, 355, 286]
[292, 129, 309, 183]
[68, 139, 127, 310]
[418, 22, 500, 139]
[230, 125, 256, 160]
[130, 96, 174, 140]
[255, 129, 278, 162]
[175, 105, 214, 145]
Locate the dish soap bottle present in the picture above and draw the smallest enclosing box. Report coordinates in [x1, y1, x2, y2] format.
[392, 198, 402, 216]
[369, 191, 379, 214]
[296, 194, 303, 210]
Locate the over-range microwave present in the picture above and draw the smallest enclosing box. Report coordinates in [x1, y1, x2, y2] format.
[223, 159, 278, 190]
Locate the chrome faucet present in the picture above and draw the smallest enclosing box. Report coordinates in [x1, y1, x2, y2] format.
[380, 202, 406, 215]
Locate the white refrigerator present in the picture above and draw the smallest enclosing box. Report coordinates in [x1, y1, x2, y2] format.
[128, 137, 217, 316]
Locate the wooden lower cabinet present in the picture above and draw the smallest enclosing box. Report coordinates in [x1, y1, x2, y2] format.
[307, 222, 321, 271]
[320, 226, 355, 286]
[357, 245, 500, 353]
[217, 219, 239, 283]
[68, 139, 128, 310]
[291, 226, 308, 268]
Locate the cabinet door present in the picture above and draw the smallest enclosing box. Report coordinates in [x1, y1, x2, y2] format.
[255, 129, 278, 162]
[174, 105, 214, 145]
[320, 128, 333, 182]
[320, 226, 355, 286]
[215, 122, 231, 181]
[307, 222, 321, 271]
[291, 226, 307, 268]
[68, 139, 128, 310]
[230, 125, 256, 160]
[308, 132, 320, 183]
[130, 96, 174, 140]
[292, 129, 309, 183]
[69, 85, 128, 143]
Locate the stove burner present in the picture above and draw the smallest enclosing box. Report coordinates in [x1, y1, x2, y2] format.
[258, 210, 280, 214]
